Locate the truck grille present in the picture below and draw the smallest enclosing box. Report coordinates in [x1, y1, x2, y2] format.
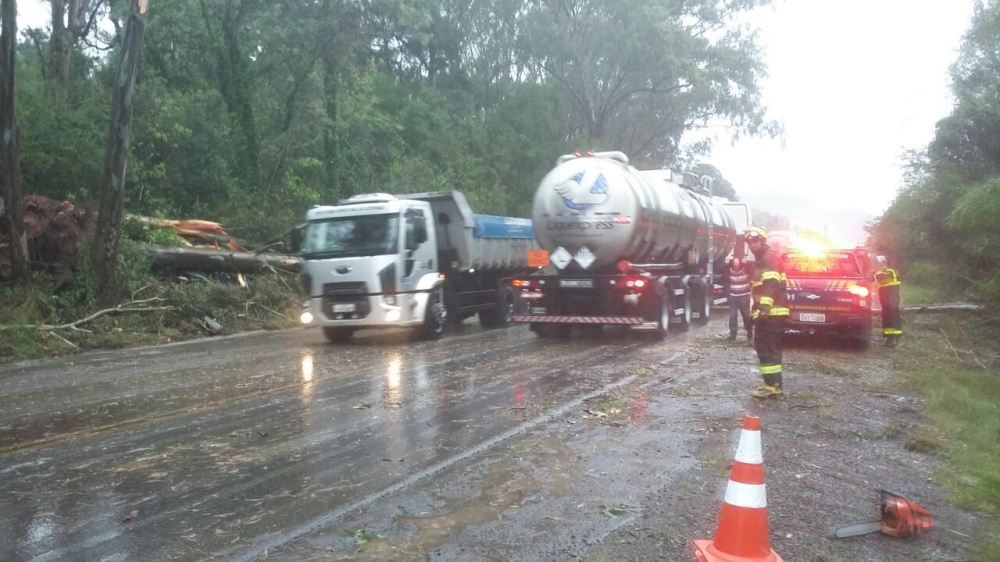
[321, 282, 371, 319]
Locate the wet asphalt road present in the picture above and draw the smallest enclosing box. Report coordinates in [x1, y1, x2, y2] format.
[0, 324, 671, 562]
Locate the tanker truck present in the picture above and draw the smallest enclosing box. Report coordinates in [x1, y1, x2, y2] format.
[297, 191, 539, 342]
[509, 151, 739, 339]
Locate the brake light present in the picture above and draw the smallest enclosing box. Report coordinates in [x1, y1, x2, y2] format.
[622, 277, 647, 290]
[849, 285, 870, 298]
[617, 260, 632, 273]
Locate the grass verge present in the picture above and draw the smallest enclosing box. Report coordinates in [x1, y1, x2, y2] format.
[900, 304, 1000, 558]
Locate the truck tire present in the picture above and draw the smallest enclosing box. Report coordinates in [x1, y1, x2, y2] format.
[690, 280, 711, 325]
[654, 292, 671, 340]
[323, 327, 354, 344]
[479, 288, 516, 329]
[420, 291, 448, 340]
[675, 289, 692, 332]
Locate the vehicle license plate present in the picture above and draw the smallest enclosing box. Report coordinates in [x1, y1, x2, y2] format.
[560, 279, 593, 288]
[799, 313, 825, 323]
[333, 303, 357, 313]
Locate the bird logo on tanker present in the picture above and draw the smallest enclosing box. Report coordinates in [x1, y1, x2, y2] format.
[553, 170, 610, 211]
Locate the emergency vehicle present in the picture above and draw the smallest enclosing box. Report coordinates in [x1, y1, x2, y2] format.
[782, 247, 874, 349]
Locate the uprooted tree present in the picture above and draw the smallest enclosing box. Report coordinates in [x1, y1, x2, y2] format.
[90, 0, 148, 305]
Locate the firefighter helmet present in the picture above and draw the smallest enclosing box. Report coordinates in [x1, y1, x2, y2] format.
[744, 226, 767, 241]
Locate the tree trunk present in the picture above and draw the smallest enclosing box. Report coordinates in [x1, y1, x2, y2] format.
[218, 0, 260, 193]
[322, 53, 341, 200]
[90, 0, 148, 306]
[1, 0, 27, 281]
[143, 244, 300, 274]
[49, 0, 70, 91]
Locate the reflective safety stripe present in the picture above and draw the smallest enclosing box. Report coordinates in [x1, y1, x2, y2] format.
[724, 481, 768, 509]
[761, 271, 782, 281]
[759, 364, 782, 375]
[883, 328, 903, 335]
[758, 296, 774, 307]
[734, 430, 763, 465]
[769, 307, 790, 316]
[878, 280, 901, 287]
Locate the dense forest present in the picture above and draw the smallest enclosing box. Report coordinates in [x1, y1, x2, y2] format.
[868, 0, 1000, 313]
[8, 0, 771, 236]
[0, 0, 776, 356]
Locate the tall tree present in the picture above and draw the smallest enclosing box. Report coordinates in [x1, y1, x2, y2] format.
[49, 1, 106, 93]
[91, 0, 149, 305]
[1, 0, 27, 281]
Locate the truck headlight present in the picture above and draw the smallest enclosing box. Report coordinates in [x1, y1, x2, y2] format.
[383, 295, 397, 306]
[385, 310, 401, 322]
[300, 311, 314, 325]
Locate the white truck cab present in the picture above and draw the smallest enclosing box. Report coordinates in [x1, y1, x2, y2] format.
[298, 192, 537, 343]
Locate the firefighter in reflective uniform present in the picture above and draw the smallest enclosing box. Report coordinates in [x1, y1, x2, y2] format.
[745, 227, 790, 398]
[875, 256, 902, 347]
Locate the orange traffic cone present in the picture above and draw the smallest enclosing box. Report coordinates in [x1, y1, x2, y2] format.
[694, 414, 783, 562]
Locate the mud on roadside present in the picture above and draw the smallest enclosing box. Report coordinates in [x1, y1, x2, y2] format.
[586, 329, 986, 562]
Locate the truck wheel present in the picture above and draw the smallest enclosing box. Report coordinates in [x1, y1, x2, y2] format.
[690, 282, 710, 325]
[323, 327, 354, 344]
[480, 288, 517, 329]
[675, 290, 692, 332]
[421, 291, 448, 340]
[654, 292, 671, 340]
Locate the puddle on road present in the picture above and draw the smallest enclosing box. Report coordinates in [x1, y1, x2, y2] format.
[347, 435, 576, 560]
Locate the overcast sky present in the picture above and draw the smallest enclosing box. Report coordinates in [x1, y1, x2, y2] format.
[17, 0, 976, 217]
[687, 0, 977, 216]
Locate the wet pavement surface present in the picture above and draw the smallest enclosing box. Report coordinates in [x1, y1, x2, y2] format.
[0, 324, 680, 561]
[2, 318, 984, 562]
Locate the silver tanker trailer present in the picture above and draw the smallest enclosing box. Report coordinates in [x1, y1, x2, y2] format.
[509, 151, 742, 339]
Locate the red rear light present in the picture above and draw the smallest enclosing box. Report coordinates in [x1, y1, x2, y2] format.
[849, 285, 869, 298]
[617, 260, 632, 273]
[623, 277, 647, 290]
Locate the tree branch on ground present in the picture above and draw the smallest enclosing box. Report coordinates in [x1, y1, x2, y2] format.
[0, 297, 171, 332]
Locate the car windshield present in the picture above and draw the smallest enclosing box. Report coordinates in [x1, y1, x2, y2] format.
[304, 214, 399, 258]
[784, 253, 862, 278]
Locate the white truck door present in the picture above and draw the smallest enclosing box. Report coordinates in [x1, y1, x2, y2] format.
[398, 206, 436, 317]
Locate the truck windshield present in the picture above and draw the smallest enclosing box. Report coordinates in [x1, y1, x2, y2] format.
[304, 214, 399, 259]
[784, 253, 862, 278]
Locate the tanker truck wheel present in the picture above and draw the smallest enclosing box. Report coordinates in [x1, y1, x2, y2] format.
[690, 281, 711, 325]
[654, 293, 671, 340]
[676, 290, 692, 332]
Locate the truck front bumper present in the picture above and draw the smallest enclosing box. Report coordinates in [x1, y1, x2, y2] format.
[299, 295, 428, 329]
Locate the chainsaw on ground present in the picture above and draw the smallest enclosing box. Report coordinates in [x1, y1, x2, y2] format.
[835, 490, 935, 539]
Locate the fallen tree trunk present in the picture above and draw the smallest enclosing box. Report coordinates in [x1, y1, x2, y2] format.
[901, 303, 982, 313]
[143, 244, 300, 273]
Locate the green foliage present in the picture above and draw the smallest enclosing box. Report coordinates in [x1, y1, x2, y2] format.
[14, 0, 770, 236]
[868, 1, 1000, 315]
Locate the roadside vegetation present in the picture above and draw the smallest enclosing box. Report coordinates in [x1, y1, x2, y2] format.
[898, 282, 1000, 559]
[0, 235, 300, 360]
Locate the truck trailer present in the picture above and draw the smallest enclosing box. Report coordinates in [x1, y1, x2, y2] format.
[510, 151, 740, 339]
[298, 191, 539, 342]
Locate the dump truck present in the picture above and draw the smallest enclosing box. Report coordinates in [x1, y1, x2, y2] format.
[298, 192, 539, 342]
[509, 151, 740, 339]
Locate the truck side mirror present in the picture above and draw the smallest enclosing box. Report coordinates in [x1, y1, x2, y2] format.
[290, 227, 302, 253]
